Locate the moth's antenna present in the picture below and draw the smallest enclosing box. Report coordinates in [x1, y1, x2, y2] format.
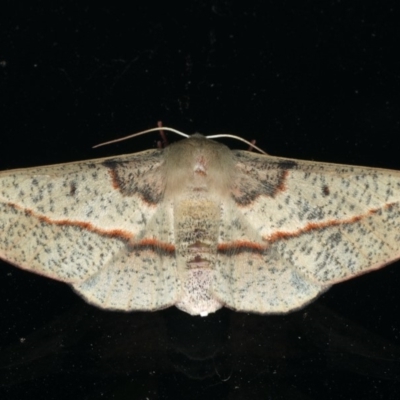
[93, 127, 189, 148]
[93, 126, 267, 154]
[206, 134, 267, 154]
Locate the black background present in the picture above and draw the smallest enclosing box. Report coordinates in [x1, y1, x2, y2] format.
[1, 2, 400, 399]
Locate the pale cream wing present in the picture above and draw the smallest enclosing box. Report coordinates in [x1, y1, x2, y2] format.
[73, 204, 178, 311]
[0, 150, 179, 311]
[212, 150, 400, 313]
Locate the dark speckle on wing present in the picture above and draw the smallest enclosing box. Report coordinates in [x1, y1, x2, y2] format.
[231, 151, 298, 205]
[103, 155, 165, 205]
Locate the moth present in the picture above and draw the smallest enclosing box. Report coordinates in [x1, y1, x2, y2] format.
[1, 130, 400, 317]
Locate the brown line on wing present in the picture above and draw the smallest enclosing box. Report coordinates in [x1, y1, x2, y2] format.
[267, 202, 394, 242]
[217, 202, 396, 255]
[6, 202, 134, 241]
[128, 238, 175, 256]
[217, 241, 265, 255]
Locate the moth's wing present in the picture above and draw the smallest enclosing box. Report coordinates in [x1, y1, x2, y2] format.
[0, 150, 179, 311]
[213, 150, 400, 313]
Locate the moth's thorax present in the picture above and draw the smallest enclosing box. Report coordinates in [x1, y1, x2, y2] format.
[164, 134, 234, 199]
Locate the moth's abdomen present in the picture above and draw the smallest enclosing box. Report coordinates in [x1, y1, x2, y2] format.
[174, 198, 223, 316]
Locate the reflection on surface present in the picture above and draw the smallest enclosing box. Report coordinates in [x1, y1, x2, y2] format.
[1, 289, 399, 399]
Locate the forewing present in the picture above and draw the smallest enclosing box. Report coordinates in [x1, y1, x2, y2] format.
[0, 149, 179, 311]
[213, 150, 400, 313]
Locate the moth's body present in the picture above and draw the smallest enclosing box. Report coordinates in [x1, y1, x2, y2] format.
[165, 136, 233, 315]
[1, 133, 400, 316]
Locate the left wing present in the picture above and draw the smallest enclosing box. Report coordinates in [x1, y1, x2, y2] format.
[0, 150, 180, 311]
